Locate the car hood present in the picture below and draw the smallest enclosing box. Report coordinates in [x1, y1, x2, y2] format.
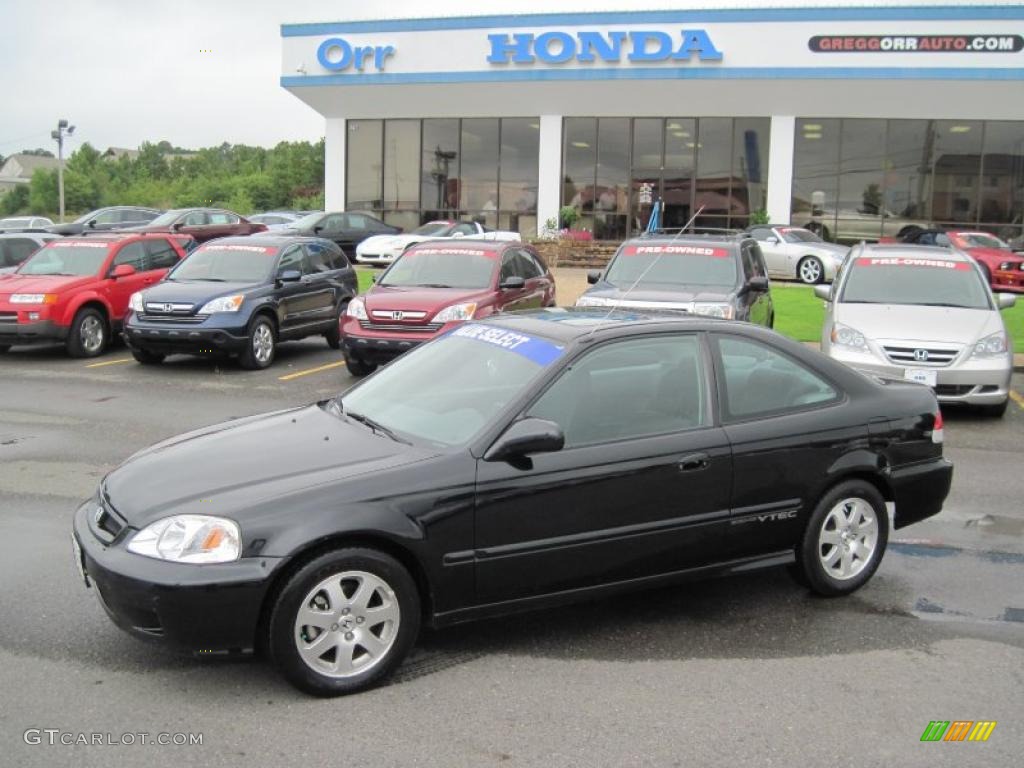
[359, 234, 424, 251]
[580, 284, 736, 306]
[965, 247, 1022, 265]
[364, 284, 494, 313]
[139, 280, 260, 308]
[0, 273, 96, 295]
[103, 403, 441, 527]
[835, 303, 1003, 345]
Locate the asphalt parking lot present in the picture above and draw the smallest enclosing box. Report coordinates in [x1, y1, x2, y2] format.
[2, 336, 1023, 767]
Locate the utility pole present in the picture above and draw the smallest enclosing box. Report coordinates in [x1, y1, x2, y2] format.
[51, 118, 75, 222]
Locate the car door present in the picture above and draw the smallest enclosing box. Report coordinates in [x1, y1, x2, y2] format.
[314, 214, 347, 249]
[104, 242, 152, 322]
[206, 211, 241, 239]
[474, 332, 732, 604]
[710, 333, 859, 559]
[177, 211, 213, 241]
[302, 241, 345, 327]
[273, 244, 314, 336]
[143, 237, 185, 281]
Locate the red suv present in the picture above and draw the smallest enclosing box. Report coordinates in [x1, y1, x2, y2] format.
[340, 240, 555, 376]
[0, 234, 188, 357]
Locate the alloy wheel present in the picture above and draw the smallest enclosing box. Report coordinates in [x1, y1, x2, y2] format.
[252, 323, 274, 363]
[817, 498, 878, 581]
[799, 258, 823, 284]
[80, 316, 105, 354]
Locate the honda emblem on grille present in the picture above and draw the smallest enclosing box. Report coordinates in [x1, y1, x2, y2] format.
[94, 504, 105, 525]
[162, 303, 174, 313]
[391, 311, 404, 321]
[913, 349, 929, 362]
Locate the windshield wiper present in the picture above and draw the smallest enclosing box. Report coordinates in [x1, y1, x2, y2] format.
[914, 302, 972, 308]
[417, 283, 454, 288]
[345, 410, 411, 445]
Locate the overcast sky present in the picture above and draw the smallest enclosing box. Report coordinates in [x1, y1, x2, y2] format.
[0, 0, 998, 155]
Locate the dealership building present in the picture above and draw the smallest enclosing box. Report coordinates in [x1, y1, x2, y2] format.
[281, 3, 1024, 242]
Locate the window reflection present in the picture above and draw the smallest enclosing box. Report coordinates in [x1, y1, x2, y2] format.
[347, 120, 383, 211]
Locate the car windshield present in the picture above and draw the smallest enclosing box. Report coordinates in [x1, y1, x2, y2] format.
[841, 256, 991, 310]
[337, 324, 564, 446]
[16, 242, 111, 276]
[291, 213, 325, 229]
[412, 222, 453, 236]
[168, 244, 278, 282]
[781, 228, 823, 244]
[953, 232, 1009, 250]
[603, 244, 738, 288]
[379, 247, 497, 289]
[147, 210, 187, 227]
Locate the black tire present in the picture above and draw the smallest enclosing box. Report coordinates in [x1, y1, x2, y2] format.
[345, 355, 377, 377]
[65, 307, 108, 358]
[0, 345, 10, 354]
[238, 315, 276, 370]
[794, 479, 889, 597]
[130, 348, 165, 365]
[797, 256, 825, 285]
[268, 547, 420, 697]
[978, 399, 1008, 418]
[325, 301, 347, 350]
[897, 225, 923, 239]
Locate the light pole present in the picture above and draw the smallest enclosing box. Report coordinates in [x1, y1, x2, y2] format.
[50, 118, 75, 222]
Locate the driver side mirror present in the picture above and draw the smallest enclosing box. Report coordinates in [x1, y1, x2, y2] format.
[743, 275, 769, 294]
[997, 292, 1017, 310]
[813, 284, 832, 302]
[586, 270, 601, 285]
[111, 264, 136, 279]
[484, 418, 565, 462]
[312, 225, 324, 234]
[171, 222, 183, 231]
[278, 269, 302, 283]
[500, 276, 526, 290]
[766, 236, 778, 245]
[87, 219, 97, 229]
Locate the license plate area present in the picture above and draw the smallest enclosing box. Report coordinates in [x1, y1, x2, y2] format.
[904, 368, 937, 387]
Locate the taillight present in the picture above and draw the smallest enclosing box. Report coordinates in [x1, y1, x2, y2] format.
[931, 409, 944, 444]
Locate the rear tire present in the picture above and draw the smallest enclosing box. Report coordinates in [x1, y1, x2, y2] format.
[238, 316, 276, 370]
[345, 356, 377, 377]
[65, 307, 108, 358]
[978, 399, 1008, 418]
[130, 348, 165, 365]
[794, 479, 889, 597]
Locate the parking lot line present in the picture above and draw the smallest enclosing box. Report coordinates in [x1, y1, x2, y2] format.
[278, 361, 347, 381]
[85, 357, 133, 368]
[1010, 390, 1024, 410]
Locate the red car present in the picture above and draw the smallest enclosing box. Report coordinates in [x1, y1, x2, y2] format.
[340, 240, 556, 376]
[128, 208, 267, 243]
[898, 228, 1024, 293]
[0, 234, 188, 357]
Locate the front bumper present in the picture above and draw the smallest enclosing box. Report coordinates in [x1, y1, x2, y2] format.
[354, 250, 399, 266]
[0, 318, 67, 346]
[889, 457, 954, 529]
[341, 316, 454, 363]
[124, 315, 250, 355]
[828, 347, 1012, 406]
[991, 269, 1024, 293]
[72, 500, 283, 652]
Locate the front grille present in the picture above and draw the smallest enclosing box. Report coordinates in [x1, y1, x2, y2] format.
[934, 384, 974, 397]
[0, 311, 17, 323]
[91, 497, 126, 543]
[358, 320, 443, 333]
[136, 313, 209, 324]
[882, 345, 959, 367]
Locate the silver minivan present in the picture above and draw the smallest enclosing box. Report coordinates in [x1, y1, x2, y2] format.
[818, 244, 1016, 417]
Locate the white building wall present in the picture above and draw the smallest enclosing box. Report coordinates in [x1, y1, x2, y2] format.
[536, 115, 563, 235]
[766, 116, 796, 227]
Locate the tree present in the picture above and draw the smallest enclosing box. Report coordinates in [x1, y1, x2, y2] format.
[0, 184, 29, 215]
[28, 169, 58, 213]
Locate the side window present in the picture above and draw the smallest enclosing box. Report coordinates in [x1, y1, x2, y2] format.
[3, 238, 39, 266]
[749, 227, 772, 242]
[183, 211, 209, 226]
[346, 213, 370, 230]
[739, 244, 756, 280]
[321, 214, 345, 231]
[145, 239, 181, 270]
[515, 249, 543, 278]
[452, 223, 477, 236]
[276, 246, 308, 277]
[208, 212, 237, 225]
[748, 244, 767, 278]
[716, 335, 838, 420]
[305, 242, 341, 272]
[93, 210, 120, 225]
[935, 233, 951, 247]
[113, 242, 148, 271]
[499, 252, 520, 282]
[528, 335, 708, 447]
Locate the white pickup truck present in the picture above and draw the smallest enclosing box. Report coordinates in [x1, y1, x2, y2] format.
[355, 220, 520, 266]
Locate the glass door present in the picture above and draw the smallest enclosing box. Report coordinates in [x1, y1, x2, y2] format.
[628, 118, 696, 235]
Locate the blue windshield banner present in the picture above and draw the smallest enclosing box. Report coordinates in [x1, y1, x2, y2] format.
[451, 324, 564, 366]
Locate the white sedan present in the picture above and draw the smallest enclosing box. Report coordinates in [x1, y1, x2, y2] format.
[355, 220, 520, 266]
[747, 225, 850, 284]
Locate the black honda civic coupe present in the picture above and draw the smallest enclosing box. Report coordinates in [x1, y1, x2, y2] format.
[72, 309, 952, 696]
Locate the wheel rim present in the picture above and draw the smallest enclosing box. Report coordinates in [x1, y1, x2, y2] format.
[800, 258, 822, 284]
[818, 498, 878, 581]
[294, 570, 401, 678]
[80, 316, 104, 353]
[252, 323, 273, 363]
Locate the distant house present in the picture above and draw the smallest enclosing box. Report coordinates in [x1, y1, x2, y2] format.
[0, 154, 62, 196]
[102, 147, 141, 162]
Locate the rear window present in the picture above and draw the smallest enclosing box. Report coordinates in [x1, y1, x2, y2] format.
[17, 241, 111, 276]
[379, 247, 498, 290]
[603, 243, 738, 288]
[841, 257, 991, 310]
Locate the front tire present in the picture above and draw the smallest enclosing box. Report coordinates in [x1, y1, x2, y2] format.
[794, 480, 889, 597]
[345, 355, 377, 377]
[65, 307, 108, 358]
[797, 256, 825, 285]
[978, 399, 1008, 418]
[130, 348, 165, 365]
[238, 316, 276, 370]
[268, 548, 420, 697]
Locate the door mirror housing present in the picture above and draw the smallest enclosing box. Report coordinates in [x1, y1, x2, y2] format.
[499, 275, 526, 290]
[87, 219, 97, 229]
[451, 232, 464, 239]
[111, 264, 136, 279]
[312, 225, 324, 234]
[765, 236, 778, 245]
[996, 292, 1017, 310]
[170, 222, 183, 231]
[278, 269, 302, 283]
[586, 269, 601, 285]
[484, 418, 565, 462]
[743, 275, 769, 294]
[813, 284, 832, 302]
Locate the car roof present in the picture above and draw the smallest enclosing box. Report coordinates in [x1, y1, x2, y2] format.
[624, 233, 746, 249]
[855, 243, 968, 261]
[197, 235, 336, 248]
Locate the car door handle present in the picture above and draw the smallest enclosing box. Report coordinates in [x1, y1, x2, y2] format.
[678, 453, 710, 472]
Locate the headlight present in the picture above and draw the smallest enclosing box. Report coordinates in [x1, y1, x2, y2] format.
[346, 297, 368, 319]
[693, 303, 735, 319]
[971, 332, 1007, 358]
[830, 322, 869, 350]
[127, 515, 241, 564]
[433, 302, 478, 322]
[999, 262, 1011, 271]
[128, 292, 144, 313]
[198, 294, 244, 314]
[10, 293, 56, 304]
[575, 296, 613, 308]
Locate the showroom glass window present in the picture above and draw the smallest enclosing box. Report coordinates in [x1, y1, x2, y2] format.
[346, 117, 541, 237]
[792, 119, 1024, 243]
[561, 117, 770, 238]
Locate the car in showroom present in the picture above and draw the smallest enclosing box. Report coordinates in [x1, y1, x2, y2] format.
[123, 236, 357, 369]
[341, 240, 555, 376]
[576, 234, 774, 326]
[47, 206, 162, 236]
[127, 208, 267, 242]
[745, 225, 849, 284]
[72, 308, 952, 695]
[818, 244, 1015, 417]
[797, 202, 930, 244]
[355, 219, 521, 267]
[894, 228, 1024, 293]
[0, 234, 187, 357]
[279, 211, 400, 259]
[0, 232, 61, 273]
[0, 215, 54, 232]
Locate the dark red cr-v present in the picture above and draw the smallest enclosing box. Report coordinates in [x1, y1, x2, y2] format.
[340, 240, 556, 376]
